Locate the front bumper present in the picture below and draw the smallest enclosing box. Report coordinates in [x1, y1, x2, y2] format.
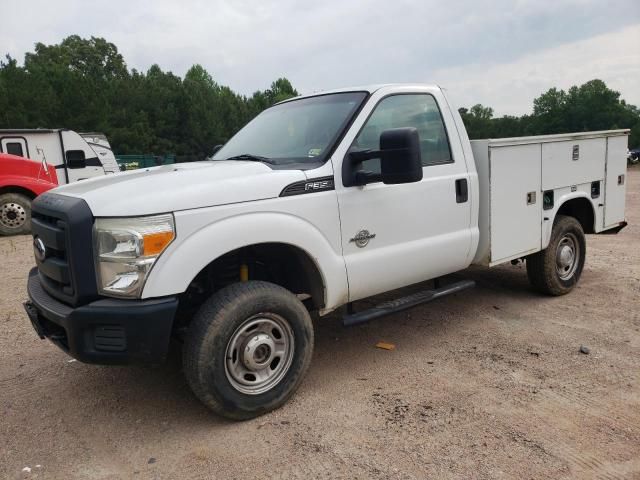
[25, 267, 178, 364]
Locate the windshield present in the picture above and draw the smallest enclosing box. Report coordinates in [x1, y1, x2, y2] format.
[213, 91, 368, 165]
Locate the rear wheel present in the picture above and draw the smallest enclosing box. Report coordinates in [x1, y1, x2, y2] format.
[526, 215, 586, 295]
[0, 193, 32, 236]
[183, 281, 314, 420]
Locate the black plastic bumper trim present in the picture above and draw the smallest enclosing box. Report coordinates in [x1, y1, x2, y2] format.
[25, 268, 178, 364]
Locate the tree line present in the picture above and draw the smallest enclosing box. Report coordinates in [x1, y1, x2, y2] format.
[459, 80, 640, 148]
[0, 36, 297, 160]
[0, 36, 638, 159]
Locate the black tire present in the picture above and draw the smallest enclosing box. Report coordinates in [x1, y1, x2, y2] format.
[183, 281, 314, 420]
[0, 193, 32, 236]
[526, 215, 586, 296]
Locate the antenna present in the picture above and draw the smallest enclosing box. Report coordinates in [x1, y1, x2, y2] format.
[36, 147, 50, 176]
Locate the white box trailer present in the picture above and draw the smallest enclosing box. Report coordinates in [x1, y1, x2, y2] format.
[79, 132, 120, 174]
[0, 129, 118, 185]
[471, 129, 628, 266]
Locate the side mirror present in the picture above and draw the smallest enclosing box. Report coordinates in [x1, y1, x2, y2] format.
[66, 150, 87, 169]
[343, 127, 423, 186]
[379, 127, 423, 185]
[212, 144, 224, 156]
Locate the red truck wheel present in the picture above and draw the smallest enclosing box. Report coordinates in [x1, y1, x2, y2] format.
[0, 193, 32, 236]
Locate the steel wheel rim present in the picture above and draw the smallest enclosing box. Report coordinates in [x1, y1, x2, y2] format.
[556, 233, 579, 280]
[224, 313, 295, 395]
[0, 202, 27, 229]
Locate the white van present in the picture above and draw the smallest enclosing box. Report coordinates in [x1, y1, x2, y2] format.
[0, 129, 118, 184]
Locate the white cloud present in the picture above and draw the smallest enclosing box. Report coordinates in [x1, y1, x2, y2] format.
[435, 24, 640, 115]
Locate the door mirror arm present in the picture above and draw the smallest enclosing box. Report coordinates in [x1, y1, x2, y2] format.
[211, 144, 224, 156]
[343, 150, 380, 187]
[355, 170, 382, 185]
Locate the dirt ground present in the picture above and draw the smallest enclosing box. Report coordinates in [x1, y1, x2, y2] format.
[1, 169, 639, 480]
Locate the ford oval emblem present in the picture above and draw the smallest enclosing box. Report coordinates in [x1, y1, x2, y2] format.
[34, 237, 46, 262]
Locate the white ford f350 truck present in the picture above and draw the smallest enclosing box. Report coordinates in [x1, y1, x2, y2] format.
[24, 84, 628, 419]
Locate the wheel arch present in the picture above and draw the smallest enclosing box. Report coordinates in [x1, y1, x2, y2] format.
[188, 242, 326, 310]
[543, 192, 596, 249]
[554, 196, 596, 234]
[0, 185, 38, 199]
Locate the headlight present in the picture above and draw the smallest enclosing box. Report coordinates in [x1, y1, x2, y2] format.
[94, 214, 175, 298]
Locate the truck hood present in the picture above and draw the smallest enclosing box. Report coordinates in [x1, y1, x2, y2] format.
[54, 161, 307, 216]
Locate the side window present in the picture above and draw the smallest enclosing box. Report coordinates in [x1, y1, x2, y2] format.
[351, 94, 453, 173]
[5, 142, 25, 157]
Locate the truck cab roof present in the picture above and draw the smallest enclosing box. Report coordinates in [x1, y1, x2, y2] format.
[278, 83, 442, 103]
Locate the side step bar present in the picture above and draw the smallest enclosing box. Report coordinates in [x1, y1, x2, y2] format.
[342, 279, 475, 327]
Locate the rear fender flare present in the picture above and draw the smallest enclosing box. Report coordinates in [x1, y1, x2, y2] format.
[543, 191, 596, 249]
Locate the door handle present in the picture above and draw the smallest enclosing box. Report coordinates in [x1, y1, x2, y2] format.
[455, 178, 468, 203]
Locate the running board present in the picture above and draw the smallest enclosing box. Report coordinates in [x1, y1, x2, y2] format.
[342, 279, 475, 327]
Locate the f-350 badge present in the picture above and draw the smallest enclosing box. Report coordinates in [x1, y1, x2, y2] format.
[350, 229, 376, 248]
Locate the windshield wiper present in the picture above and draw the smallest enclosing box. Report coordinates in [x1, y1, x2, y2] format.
[225, 154, 276, 165]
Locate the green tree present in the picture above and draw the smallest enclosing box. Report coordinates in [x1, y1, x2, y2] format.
[24, 36, 127, 80]
[182, 64, 225, 156]
[459, 80, 639, 146]
[2, 37, 638, 155]
[0, 36, 299, 156]
[264, 78, 298, 104]
[531, 87, 568, 134]
[458, 104, 495, 138]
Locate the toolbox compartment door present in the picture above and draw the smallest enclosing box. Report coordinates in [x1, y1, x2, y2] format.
[541, 137, 606, 191]
[489, 143, 542, 264]
[604, 135, 627, 228]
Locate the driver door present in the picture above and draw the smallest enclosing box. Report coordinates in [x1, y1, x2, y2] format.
[335, 91, 473, 302]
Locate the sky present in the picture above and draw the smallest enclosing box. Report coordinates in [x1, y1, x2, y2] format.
[1, 0, 639, 116]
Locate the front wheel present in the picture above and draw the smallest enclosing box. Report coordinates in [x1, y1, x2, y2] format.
[183, 281, 314, 420]
[526, 215, 586, 295]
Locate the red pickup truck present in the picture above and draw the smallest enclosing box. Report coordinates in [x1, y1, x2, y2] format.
[0, 153, 58, 235]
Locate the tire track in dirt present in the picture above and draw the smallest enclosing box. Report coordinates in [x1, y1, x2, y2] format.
[545, 386, 638, 430]
[279, 437, 405, 479]
[453, 340, 639, 479]
[541, 440, 640, 480]
[505, 385, 639, 480]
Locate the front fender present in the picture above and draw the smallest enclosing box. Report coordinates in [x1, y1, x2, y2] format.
[142, 211, 349, 312]
[0, 176, 55, 196]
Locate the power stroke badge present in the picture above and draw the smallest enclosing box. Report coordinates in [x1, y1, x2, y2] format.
[350, 230, 376, 248]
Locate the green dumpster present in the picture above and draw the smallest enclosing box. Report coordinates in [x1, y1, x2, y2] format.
[115, 154, 176, 171]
